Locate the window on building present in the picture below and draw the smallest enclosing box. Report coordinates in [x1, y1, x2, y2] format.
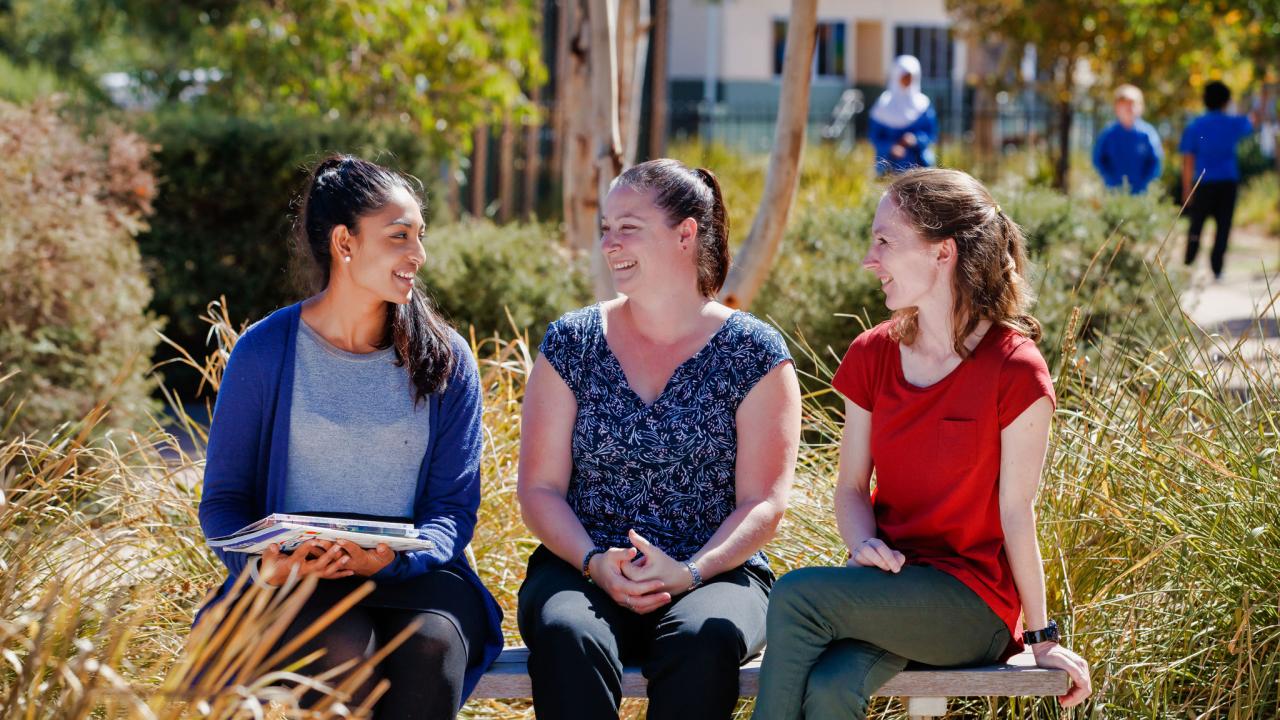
[773, 20, 846, 78]
[893, 25, 954, 80]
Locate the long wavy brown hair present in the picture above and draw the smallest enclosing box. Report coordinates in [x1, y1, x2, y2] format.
[884, 168, 1041, 354]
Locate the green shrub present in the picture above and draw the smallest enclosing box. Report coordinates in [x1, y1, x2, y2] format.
[667, 140, 876, 237]
[1018, 188, 1181, 369]
[0, 99, 161, 434]
[1237, 171, 1280, 234]
[752, 200, 885, 370]
[424, 219, 591, 343]
[136, 111, 443, 393]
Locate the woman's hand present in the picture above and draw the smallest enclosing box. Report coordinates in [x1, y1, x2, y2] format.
[590, 544, 669, 614]
[847, 537, 905, 573]
[333, 540, 397, 577]
[1031, 642, 1092, 707]
[260, 539, 352, 586]
[901, 132, 917, 147]
[619, 530, 696, 601]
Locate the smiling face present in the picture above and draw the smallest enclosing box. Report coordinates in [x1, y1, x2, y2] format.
[337, 185, 426, 304]
[863, 193, 952, 311]
[599, 184, 697, 297]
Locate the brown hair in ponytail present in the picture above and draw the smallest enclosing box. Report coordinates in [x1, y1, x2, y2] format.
[884, 168, 1041, 355]
[613, 159, 731, 297]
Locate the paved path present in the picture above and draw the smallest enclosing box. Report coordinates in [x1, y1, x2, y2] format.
[1178, 224, 1280, 388]
[1181, 225, 1280, 332]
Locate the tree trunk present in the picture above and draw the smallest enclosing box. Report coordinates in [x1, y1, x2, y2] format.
[471, 124, 490, 217]
[562, 0, 652, 298]
[523, 119, 541, 220]
[561, 0, 593, 250]
[498, 113, 517, 223]
[616, 0, 651, 167]
[443, 157, 461, 220]
[551, 0, 573, 181]
[1053, 94, 1072, 192]
[648, 0, 669, 159]
[589, 0, 624, 300]
[718, 0, 818, 309]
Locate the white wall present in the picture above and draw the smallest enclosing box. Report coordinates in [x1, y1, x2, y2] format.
[666, 0, 957, 85]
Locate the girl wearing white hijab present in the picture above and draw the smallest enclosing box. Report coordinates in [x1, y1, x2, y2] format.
[868, 55, 938, 174]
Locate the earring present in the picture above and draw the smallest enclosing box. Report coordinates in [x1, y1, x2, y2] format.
[343, 256, 351, 263]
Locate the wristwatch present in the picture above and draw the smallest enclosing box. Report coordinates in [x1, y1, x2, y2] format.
[1022, 620, 1060, 645]
[684, 560, 704, 590]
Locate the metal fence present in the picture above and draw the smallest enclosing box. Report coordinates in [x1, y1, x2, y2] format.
[665, 95, 1120, 183]
[460, 91, 1243, 219]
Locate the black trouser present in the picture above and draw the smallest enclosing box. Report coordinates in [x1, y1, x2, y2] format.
[1185, 180, 1239, 278]
[277, 570, 487, 720]
[517, 545, 772, 720]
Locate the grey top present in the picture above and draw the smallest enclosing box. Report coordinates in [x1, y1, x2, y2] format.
[282, 319, 429, 519]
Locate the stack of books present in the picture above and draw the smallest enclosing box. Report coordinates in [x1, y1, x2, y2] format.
[208, 514, 435, 554]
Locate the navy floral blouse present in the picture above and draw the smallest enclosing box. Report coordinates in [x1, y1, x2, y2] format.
[539, 304, 792, 570]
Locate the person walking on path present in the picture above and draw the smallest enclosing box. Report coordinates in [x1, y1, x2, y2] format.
[1092, 84, 1163, 194]
[868, 55, 938, 175]
[1181, 80, 1256, 280]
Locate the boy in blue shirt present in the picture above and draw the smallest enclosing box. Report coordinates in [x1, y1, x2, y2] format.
[1093, 84, 1163, 194]
[1180, 81, 1255, 279]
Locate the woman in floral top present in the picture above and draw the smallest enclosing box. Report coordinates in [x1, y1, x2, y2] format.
[516, 158, 801, 720]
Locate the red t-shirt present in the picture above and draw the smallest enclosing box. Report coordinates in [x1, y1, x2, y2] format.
[832, 319, 1055, 659]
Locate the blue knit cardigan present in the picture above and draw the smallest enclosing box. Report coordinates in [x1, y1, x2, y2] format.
[196, 302, 503, 703]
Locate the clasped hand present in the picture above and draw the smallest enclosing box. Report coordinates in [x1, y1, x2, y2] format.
[259, 539, 396, 586]
[589, 530, 694, 614]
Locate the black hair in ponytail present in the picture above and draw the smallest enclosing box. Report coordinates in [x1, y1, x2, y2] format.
[613, 158, 731, 297]
[291, 154, 456, 402]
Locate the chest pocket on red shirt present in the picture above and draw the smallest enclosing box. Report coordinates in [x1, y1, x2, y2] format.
[938, 418, 979, 475]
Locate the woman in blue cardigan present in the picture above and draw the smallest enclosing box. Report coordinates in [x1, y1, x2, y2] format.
[198, 155, 502, 718]
[868, 55, 938, 175]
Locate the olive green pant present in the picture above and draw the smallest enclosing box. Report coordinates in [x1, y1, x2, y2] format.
[752, 565, 1011, 720]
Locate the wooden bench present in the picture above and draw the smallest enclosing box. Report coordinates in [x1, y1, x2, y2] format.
[472, 647, 1068, 718]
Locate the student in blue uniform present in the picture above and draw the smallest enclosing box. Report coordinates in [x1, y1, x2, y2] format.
[1180, 81, 1255, 279]
[868, 55, 937, 175]
[1092, 84, 1163, 194]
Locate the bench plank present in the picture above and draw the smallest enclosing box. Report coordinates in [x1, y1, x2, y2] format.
[471, 647, 1069, 700]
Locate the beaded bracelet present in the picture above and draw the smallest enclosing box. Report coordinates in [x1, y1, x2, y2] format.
[581, 547, 606, 580]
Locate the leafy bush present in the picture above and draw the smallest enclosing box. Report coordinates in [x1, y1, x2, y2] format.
[1237, 171, 1280, 234]
[136, 111, 443, 393]
[425, 220, 591, 343]
[667, 140, 875, 239]
[752, 200, 885, 369]
[0, 99, 160, 434]
[1013, 187, 1181, 369]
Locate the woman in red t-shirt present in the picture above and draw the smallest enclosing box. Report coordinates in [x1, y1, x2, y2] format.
[753, 169, 1091, 719]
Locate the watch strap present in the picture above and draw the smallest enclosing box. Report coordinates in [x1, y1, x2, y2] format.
[1022, 619, 1060, 645]
[684, 560, 704, 590]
